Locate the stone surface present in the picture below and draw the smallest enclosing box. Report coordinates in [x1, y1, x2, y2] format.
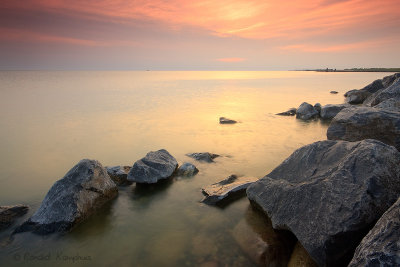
[330, 91, 338, 94]
[364, 77, 400, 107]
[344, 89, 371, 104]
[276, 108, 297, 116]
[219, 117, 237, 124]
[246, 139, 400, 266]
[14, 159, 118, 235]
[296, 102, 319, 120]
[186, 152, 219, 163]
[127, 149, 178, 184]
[327, 106, 400, 150]
[177, 162, 199, 177]
[374, 98, 400, 112]
[349, 197, 400, 267]
[106, 166, 132, 185]
[202, 175, 258, 205]
[320, 104, 350, 120]
[0, 205, 29, 231]
[313, 103, 322, 114]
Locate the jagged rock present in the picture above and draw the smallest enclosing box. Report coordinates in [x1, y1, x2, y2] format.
[374, 98, 400, 112]
[0, 205, 29, 230]
[320, 104, 350, 120]
[202, 175, 258, 205]
[247, 139, 400, 266]
[327, 106, 400, 150]
[106, 166, 132, 185]
[219, 117, 237, 124]
[330, 91, 338, 94]
[276, 108, 297, 116]
[127, 149, 178, 184]
[296, 102, 319, 120]
[349, 197, 400, 266]
[344, 89, 371, 104]
[177, 162, 199, 177]
[364, 77, 400, 107]
[186, 152, 219, 163]
[14, 159, 118, 235]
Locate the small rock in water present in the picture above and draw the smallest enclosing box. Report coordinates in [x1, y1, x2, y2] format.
[0, 205, 29, 231]
[219, 117, 237, 124]
[330, 91, 338, 94]
[186, 152, 219, 163]
[106, 166, 132, 185]
[296, 102, 319, 120]
[177, 162, 199, 177]
[276, 108, 297, 116]
[313, 103, 322, 114]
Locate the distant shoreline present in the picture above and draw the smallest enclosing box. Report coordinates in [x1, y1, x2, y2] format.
[298, 68, 400, 72]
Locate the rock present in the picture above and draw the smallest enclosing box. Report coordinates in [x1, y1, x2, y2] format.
[106, 166, 132, 185]
[186, 152, 219, 163]
[276, 108, 297, 116]
[313, 103, 322, 114]
[177, 162, 199, 177]
[288, 242, 318, 267]
[127, 149, 178, 184]
[375, 98, 400, 112]
[320, 104, 350, 120]
[349, 197, 400, 266]
[246, 139, 400, 266]
[344, 89, 371, 104]
[296, 102, 319, 120]
[0, 205, 29, 231]
[327, 106, 400, 150]
[14, 159, 118, 235]
[364, 77, 400, 107]
[330, 91, 338, 94]
[202, 175, 258, 205]
[219, 117, 237, 124]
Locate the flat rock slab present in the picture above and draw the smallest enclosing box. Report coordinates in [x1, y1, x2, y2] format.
[247, 139, 400, 266]
[219, 117, 237, 124]
[177, 162, 199, 177]
[186, 152, 219, 163]
[106, 166, 132, 185]
[202, 175, 258, 205]
[0, 205, 29, 231]
[349, 197, 400, 266]
[127, 149, 178, 184]
[14, 159, 118, 235]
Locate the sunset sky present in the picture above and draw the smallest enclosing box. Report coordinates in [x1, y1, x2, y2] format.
[1, 0, 399, 70]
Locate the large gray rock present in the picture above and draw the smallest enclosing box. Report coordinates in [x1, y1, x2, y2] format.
[364, 77, 400, 107]
[0, 205, 29, 231]
[349, 197, 400, 266]
[106, 166, 132, 185]
[127, 149, 178, 184]
[14, 159, 118, 234]
[344, 89, 371, 104]
[177, 162, 199, 177]
[246, 139, 400, 266]
[320, 104, 350, 120]
[327, 106, 400, 150]
[374, 98, 400, 112]
[186, 152, 219, 163]
[296, 102, 319, 120]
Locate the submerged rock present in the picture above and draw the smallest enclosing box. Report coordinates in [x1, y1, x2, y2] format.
[327, 106, 400, 150]
[186, 152, 219, 163]
[349, 197, 400, 266]
[106, 166, 132, 185]
[320, 104, 350, 120]
[246, 139, 400, 266]
[14, 159, 118, 235]
[330, 91, 338, 94]
[0, 205, 29, 231]
[296, 102, 319, 120]
[202, 175, 258, 205]
[276, 108, 297, 116]
[219, 117, 237, 124]
[177, 162, 199, 177]
[127, 149, 178, 184]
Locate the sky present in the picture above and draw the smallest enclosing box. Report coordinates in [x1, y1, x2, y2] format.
[1, 0, 399, 70]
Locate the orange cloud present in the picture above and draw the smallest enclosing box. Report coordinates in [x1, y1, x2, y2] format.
[216, 58, 246, 62]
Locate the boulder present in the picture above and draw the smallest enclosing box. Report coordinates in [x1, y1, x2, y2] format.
[296, 102, 319, 120]
[330, 91, 338, 94]
[219, 117, 237, 124]
[106, 166, 132, 185]
[327, 106, 400, 150]
[276, 108, 297, 116]
[14, 159, 118, 234]
[0, 205, 29, 230]
[127, 149, 178, 184]
[246, 139, 400, 266]
[313, 103, 322, 114]
[177, 162, 199, 177]
[374, 98, 400, 112]
[364, 77, 400, 107]
[186, 152, 219, 163]
[344, 89, 371, 104]
[320, 104, 350, 120]
[202, 175, 258, 205]
[349, 197, 400, 266]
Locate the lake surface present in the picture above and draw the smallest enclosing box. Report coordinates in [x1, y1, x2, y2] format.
[0, 71, 391, 266]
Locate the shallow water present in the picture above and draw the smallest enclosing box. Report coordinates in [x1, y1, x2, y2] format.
[0, 71, 391, 266]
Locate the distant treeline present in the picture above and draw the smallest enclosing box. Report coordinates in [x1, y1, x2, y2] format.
[302, 68, 400, 72]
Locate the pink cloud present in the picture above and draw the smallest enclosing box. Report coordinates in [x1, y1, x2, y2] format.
[216, 57, 246, 62]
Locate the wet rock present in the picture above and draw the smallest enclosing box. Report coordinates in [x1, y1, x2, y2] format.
[276, 108, 297, 116]
[313, 103, 322, 114]
[288, 242, 318, 267]
[330, 91, 338, 94]
[106, 166, 132, 185]
[296, 102, 319, 120]
[327, 106, 400, 150]
[0, 205, 29, 231]
[14, 159, 118, 235]
[320, 104, 350, 120]
[364, 77, 400, 107]
[186, 152, 219, 163]
[349, 197, 400, 267]
[375, 98, 400, 112]
[202, 175, 258, 205]
[127, 149, 178, 184]
[177, 162, 199, 177]
[219, 117, 237, 124]
[247, 139, 400, 266]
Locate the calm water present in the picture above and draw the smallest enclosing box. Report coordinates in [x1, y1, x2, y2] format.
[0, 71, 391, 266]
